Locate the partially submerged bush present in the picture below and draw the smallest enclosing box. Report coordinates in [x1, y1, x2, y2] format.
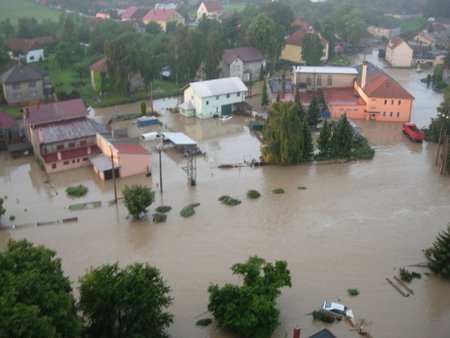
[152, 213, 167, 223]
[272, 188, 285, 194]
[218, 195, 241, 206]
[195, 318, 212, 327]
[297, 186, 307, 190]
[347, 288, 359, 296]
[9, 215, 15, 221]
[180, 203, 200, 217]
[312, 310, 335, 323]
[66, 184, 88, 197]
[247, 190, 261, 199]
[399, 268, 422, 283]
[156, 205, 172, 213]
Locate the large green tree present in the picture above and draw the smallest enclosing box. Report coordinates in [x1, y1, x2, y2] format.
[302, 33, 324, 66]
[307, 95, 321, 126]
[263, 101, 312, 164]
[318, 119, 332, 157]
[208, 256, 291, 338]
[332, 114, 354, 158]
[79, 263, 173, 338]
[425, 224, 450, 277]
[0, 240, 81, 337]
[123, 185, 155, 219]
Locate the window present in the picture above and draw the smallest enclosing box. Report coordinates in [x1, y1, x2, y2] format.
[391, 100, 394, 105]
[52, 163, 57, 169]
[236, 92, 240, 97]
[306, 75, 312, 86]
[57, 144, 64, 151]
[28, 81, 36, 88]
[12, 83, 20, 90]
[80, 140, 87, 146]
[30, 56, 35, 61]
[397, 112, 400, 117]
[68, 142, 76, 148]
[327, 75, 332, 86]
[63, 161, 69, 165]
[389, 112, 393, 117]
[384, 99, 387, 104]
[83, 157, 88, 162]
[383, 112, 386, 117]
[317, 75, 322, 86]
[398, 100, 401, 105]
[206, 100, 209, 105]
[226, 94, 230, 98]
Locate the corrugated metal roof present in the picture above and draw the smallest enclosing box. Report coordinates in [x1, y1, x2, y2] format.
[292, 66, 358, 75]
[38, 119, 97, 144]
[24, 98, 87, 125]
[189, 77, 248, 98]
[161, 132, 196, 146]
[91, 154, 120, 171]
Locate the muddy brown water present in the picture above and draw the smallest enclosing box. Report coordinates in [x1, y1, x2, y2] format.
[1, 55, 450, 338]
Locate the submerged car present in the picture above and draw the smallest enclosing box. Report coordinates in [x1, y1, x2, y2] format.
[321, 301, 354, 319]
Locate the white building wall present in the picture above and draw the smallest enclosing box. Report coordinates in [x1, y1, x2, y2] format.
[26, 49, 44, 63]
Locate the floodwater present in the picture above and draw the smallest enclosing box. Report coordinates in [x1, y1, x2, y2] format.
[1, 54, 450, 338]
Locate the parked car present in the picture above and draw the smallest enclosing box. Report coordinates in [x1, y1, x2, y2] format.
[321, 301, 354, 320]
[220, 115, 232, 121]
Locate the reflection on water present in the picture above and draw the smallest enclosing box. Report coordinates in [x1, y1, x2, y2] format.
[1, 61, 449, 338]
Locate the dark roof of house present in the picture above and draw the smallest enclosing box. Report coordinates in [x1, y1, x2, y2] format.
[132, 8, 150, 20]
[90, 57, 108, 73]
[38, 119, 97, 144]
[0, 110, 18, 129]
[308, 328, 337, 338]
[202, 1, 224, 12]
[23, 98, 88, 125]
[9, 36, 54, 54]
[115, 143, 151, 155]
[223, 47, 264, 65]
[1, 65, 48, 84]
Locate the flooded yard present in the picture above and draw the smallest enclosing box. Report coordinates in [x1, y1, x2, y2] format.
[1, 56, 450, 338]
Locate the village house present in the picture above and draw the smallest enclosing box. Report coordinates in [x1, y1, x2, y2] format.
[367, 25, 401, 40]
[196, 1, 224, 22]
[22, 99, 101, 173]
[142, 8, 185, 31]
[121, 6, 150, 25]
[292, 66, 358, 91]
[221, 47, 265, 82]
[280, 28, 329, 64]
[1, 65, 52, 106]
[322, 62, 414, 122]
[414, 31, 436, 48]
[8, 36, 54, 63]
[91, 134, 151, 180]
[385, 37, 413, 67]
[179, 77, 248, 119]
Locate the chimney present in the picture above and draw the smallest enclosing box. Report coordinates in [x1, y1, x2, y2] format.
[361, 61, 368, 88]
[293, 327, 301, 338]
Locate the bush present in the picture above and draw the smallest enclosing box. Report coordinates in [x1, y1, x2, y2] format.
[9, 215, 15, 221]
[312, 310, 335, 323]
[180, 203, 200, 218]
[195, 318, 212, 327]
[399, 268, 422, 283]
[152, 213, 167, 223]
[247, 190, 261, 199]
[272, 188, 285, 194]
[66, 184, 88, 197]
[347, 288, 359, 296]
[352, 136, 375, 160]
[218, 195, 241, 206]
[156, 206, 172, 213]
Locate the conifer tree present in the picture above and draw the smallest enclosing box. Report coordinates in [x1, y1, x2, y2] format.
[333, 114, 353, 157]
[307, 95, 321, 126]
[303, 117, 313, 161]
[425, 224, 450, 277]
[318, 119, 332, 157]
[295, 86, 301, 105]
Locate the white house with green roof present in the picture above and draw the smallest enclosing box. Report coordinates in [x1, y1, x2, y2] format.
[179, 77, 248, 119]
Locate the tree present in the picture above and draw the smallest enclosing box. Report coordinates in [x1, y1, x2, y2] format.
[123, 184, 155, 219]
[208, 256, 291, 338]
[425, 224, 450, 277]
[0, 240, 81, 337]
[318, 119, 332, 157]
[307, 95, 321, 126]
[261, 79, 269, 107]
[302, 33, 324, 66]
[79, 263, 173, 338]
[303, 118, 313, 161]
[204, 30, 223, 80]
[332, 114, 354, 158]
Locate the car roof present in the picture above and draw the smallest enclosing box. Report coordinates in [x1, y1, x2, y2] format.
[324, 301, 346, 311]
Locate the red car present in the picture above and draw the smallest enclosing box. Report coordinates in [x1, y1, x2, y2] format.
[402, 123, 425, 143]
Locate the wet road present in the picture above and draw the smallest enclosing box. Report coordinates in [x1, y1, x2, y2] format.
[1, 55, 449, 338]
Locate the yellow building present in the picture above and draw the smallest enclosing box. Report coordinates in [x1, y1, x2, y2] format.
[143, 8, 185, 31]
[280, 29, 328, 64]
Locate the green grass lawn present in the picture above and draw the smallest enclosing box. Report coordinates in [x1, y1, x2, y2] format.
[0, 0, 60, 24]
[398, 18, 426, 39]
[223, 3, 247, 13]
[0, 105, 22, 118]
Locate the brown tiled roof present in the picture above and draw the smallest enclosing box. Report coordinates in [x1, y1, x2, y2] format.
[286, 29, 307, 46]
[143, 8, 176, 22]
[203, 1, 223, 12]
[223, 47, 264, 65]
[121, 6, 138, 20]
[115, 143, 150, 155]
[24, 98, 88, 125]
[9, 36, 54, 54]
[363, 72, 414, 99]
[90, 57, 108, 73]
[388, 37, 407, 49]
[0, 110, 18, 129]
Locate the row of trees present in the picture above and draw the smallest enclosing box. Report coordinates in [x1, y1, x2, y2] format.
[0, 239, 291, 338]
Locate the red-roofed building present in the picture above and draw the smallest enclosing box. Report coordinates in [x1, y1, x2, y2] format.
[280, 28, 329, 64]
[142, 8, 185, 31]
[197, 1, 224, 21]
[22, 99, 103, 173]
[385, 37, 413, 67]
[221, 47, 265, 82]
[414, 31, 436, 47]
[9, 36, 54, 63]
[121, 6, 139, 21]
[92, 134, 151, 180]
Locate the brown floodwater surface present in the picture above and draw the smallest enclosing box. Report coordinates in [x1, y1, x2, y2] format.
[1, 54, 449, 338]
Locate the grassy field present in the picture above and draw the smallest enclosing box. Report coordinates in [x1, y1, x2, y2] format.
[398, 18, 426, 39]
[0, 0, 60, 24]
[223, 3, 247, 13]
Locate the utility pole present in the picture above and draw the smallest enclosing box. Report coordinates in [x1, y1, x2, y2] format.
[158, 145, 163, 193]
[110, 146, 117, 203]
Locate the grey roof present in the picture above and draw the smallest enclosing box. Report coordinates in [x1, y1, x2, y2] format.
[1, 65, 47, 84]
[223, 47, 264, 65]
[161, 132, 196, 146]
[91, 154, 120, 172]
[308, 328, 337, 338]
[292, 66, 358, 75]
[38, 119, 97, 144]
[189, 77, 248, 98]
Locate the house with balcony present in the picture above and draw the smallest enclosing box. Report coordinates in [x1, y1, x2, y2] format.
[221, 47, 265, 82]
[385, 37, 413, 67]
[1, 65, 52, 106]
[179, 77, 248, 119]
[22, 98, 101, 173]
